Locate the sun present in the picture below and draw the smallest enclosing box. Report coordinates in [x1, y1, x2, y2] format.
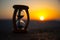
[40, 16, 44, 21]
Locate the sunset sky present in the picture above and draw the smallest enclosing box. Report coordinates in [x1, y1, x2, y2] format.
[0, 0, 60, 21]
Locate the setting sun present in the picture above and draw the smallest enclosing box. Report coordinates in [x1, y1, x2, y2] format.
[40, 16, 44, 21]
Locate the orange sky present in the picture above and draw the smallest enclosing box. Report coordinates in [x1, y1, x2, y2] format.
[0, 0, 60, 21]
[29, 7, 59, 20]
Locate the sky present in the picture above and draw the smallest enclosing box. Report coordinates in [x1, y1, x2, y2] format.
[0, 0, 60, 21]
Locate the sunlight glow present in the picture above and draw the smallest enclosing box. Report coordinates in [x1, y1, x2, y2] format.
[40, 16, 44, 21]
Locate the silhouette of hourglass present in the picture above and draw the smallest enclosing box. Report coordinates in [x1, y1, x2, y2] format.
[13, 5, 30, 32]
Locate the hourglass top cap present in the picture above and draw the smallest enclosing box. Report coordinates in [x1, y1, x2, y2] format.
[13, 5, 29, 9]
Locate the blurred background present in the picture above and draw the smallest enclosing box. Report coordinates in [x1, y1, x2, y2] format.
[0, 0, 60, 20]
[0, 0, 60, 40]
[0, 0, 60, 32]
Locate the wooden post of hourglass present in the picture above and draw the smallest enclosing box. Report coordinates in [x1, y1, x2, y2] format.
[13, 5, 30, 32]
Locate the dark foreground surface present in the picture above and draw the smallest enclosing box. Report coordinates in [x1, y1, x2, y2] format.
[0, 20, 60, 40]
[0, 29, 60, 40]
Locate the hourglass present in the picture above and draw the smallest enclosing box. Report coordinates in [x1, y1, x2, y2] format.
[13, 5, 30, 32]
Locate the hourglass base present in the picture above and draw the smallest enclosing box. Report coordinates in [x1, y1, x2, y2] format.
[13, 28, 27, 33]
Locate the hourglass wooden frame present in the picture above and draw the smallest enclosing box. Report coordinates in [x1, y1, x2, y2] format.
[13, 5, 30, 32]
